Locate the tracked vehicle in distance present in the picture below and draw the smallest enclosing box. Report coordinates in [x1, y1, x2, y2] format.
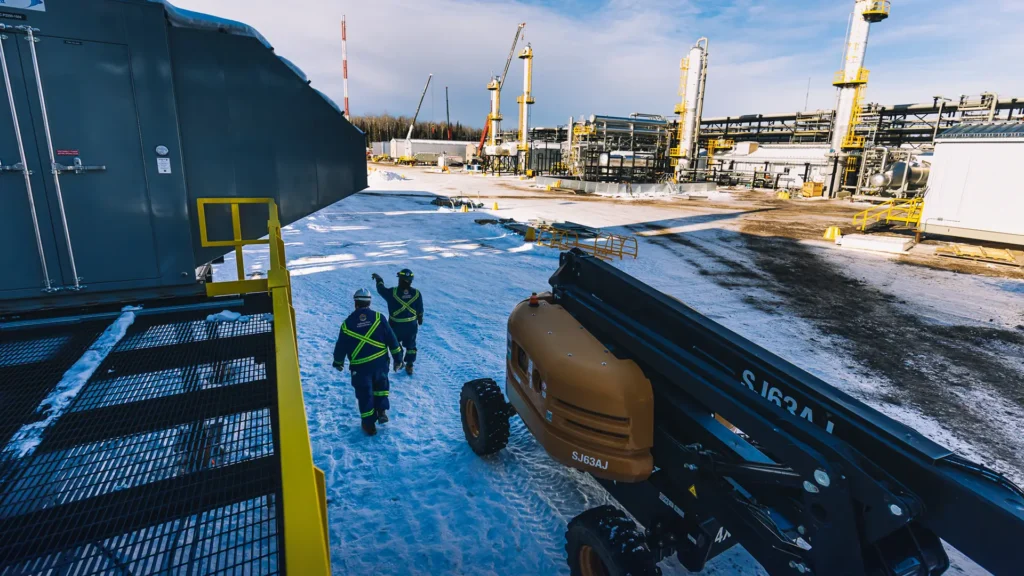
[460, 248, 1024, 576]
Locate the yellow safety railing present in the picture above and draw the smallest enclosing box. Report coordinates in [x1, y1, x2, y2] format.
[833, 68, 870, 86]
[197, 198, 275, 297]
[852, 197, 924, 231]
[197, 198, 331, 575]
[843, 135, 867, 149]
[841, 84, 868, 150]
[864, 0, 891, 19]
[535, 225, 639, 261]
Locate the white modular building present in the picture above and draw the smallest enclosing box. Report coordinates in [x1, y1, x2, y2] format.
[389, 139, 476, 162]
[919, 123, 1024, 246]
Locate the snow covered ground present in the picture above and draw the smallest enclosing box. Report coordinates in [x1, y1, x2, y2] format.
[214, 170, 1023, 575]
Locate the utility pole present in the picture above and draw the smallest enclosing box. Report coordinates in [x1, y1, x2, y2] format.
[341, 16, 350, 116]
[445, 86, 452, 140]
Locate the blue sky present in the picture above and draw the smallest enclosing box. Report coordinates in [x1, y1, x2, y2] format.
[174, 0, 1023, 128]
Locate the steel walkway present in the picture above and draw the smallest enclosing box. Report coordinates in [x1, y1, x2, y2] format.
[0, 199, 330, 575]
[0, 295, 285, 574]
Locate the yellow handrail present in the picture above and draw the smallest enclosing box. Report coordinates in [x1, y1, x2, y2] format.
[833, 68, 870, 86]
[534, 224, 639, 260]
[197, 198, 331, 575]
[864, 1, 891, 18]
[852, 198, 924, 231]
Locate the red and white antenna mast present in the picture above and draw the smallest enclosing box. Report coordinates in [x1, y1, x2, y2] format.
[341, 15, 350, 116]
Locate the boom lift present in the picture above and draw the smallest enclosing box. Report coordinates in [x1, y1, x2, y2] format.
[460, 248, 1024, 576]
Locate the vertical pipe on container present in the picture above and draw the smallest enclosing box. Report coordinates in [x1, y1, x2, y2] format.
[24, 26, 79, 289]
[933, 98, 947, 142]
[0, 27, 51, 290]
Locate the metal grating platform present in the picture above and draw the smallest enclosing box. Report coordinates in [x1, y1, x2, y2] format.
[0, 296, 284, 575]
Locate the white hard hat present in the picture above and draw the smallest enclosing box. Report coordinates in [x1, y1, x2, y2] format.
[353, 288, 372, 302]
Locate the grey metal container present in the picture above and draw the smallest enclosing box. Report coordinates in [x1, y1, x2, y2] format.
[0, 0, 367, 313]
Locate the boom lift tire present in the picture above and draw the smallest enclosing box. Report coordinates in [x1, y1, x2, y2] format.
[460, 378, 511, 456]
[566, 506, 661, 576]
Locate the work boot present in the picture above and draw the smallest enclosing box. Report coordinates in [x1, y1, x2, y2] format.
[361, 420, 377, 436]
[405, 364, 414, 375]
[377, 409, 389, 424]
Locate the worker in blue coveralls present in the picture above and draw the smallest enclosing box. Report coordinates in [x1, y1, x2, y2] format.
[371, 268, 424, 376]
[333, 288, 405, 436]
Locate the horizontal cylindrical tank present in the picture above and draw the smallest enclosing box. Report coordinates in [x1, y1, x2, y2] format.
[869, 162, 931, 190]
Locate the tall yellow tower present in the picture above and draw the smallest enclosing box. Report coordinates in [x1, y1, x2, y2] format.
[516, 44, 535, 171]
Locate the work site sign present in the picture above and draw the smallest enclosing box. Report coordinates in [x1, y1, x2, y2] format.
[0, 0, 45, 12]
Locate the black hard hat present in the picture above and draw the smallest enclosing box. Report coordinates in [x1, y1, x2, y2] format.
[397, 269, 414, 279]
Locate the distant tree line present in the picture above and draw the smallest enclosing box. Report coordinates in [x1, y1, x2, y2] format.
[349, 114, 484, 143]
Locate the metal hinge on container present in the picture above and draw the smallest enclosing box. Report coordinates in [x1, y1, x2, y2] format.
[54, 157, 106, 174]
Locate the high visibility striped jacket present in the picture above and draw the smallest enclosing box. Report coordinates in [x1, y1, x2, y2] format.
[375, 281, 424, 324]
[333, 308, 403, 372]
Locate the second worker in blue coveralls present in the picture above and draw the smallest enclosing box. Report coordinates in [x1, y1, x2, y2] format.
[371, 269, 424, 375]
[333, 288, 405, 436]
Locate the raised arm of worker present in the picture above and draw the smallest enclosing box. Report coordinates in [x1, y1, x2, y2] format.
[372, 273, 390, 298]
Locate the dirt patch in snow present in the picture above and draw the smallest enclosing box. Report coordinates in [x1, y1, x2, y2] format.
[637, 222, 1024, 477]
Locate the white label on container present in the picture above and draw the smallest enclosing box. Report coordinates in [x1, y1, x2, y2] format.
[157, 157, 172, 174]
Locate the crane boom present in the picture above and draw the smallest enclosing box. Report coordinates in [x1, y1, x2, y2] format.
[498, 23, 526, 92]
[406, 73, 433, 141]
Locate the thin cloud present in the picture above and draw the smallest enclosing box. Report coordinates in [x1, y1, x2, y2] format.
[171, 0, 1022, 127]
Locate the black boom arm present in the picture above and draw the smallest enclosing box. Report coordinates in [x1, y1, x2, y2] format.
[549, 249, 1024, 576]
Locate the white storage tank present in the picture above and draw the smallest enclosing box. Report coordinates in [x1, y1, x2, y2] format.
[919, 123, 1024, 246]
